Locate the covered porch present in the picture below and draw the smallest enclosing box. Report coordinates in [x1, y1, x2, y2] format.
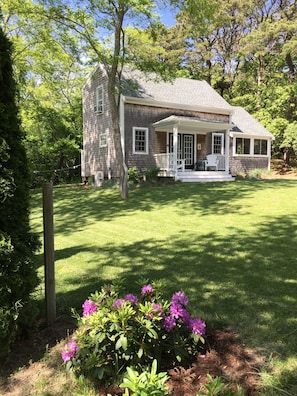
[152, 115, 234, 182]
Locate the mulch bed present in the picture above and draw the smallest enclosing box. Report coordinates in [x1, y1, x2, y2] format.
[99, 327, 263, 396]
[0, 321, 262, 395]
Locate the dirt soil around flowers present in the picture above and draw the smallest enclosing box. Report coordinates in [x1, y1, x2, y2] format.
[0, 318, 263, 396]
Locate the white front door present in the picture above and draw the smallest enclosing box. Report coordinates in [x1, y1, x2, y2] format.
[183, 135, 194, 168]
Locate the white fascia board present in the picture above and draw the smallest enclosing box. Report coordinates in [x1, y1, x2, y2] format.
[230, 131, 274, 140]
[153, 118, 233, 132]
[123, 95, 233, 116]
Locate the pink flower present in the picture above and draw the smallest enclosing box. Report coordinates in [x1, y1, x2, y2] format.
[188, 318, 206, 335]
[170, 302, 185, 319]
[82, 299, 98, 317]
[180, 308, 191, 325]
[163, 316, 176, 332]
[61, 341, 79, 362]
[124, 294, 138, 304]
[112, 299, 125, 309]
[171, 291, 189, 306]
[141, 284, 154, 295]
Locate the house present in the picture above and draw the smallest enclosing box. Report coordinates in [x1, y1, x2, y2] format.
[81, 65, 274, 185]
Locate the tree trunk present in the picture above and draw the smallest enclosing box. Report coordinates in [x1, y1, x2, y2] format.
[113, 120, 128, 200]
[108, 83, 129, 200]
[285, 52, 295, 83]
[256, 54, 264, 109]
[283, 147, 290, 167]
[106, 8, 129, 200]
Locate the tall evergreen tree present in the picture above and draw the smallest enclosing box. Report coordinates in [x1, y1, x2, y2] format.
[0, 26, 39, 357]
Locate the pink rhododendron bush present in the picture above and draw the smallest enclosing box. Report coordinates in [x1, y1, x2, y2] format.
[62, 283, 206, 386]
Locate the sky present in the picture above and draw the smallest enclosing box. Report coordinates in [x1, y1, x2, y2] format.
[156, 3, 177, 26]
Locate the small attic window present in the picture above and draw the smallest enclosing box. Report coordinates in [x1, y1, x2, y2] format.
[99, 133, 107, 148]
[94, 85, 104, 113]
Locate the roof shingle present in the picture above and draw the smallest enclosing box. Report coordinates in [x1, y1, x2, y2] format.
[122, 70, 233, 112]
[231, 107, 274, 138]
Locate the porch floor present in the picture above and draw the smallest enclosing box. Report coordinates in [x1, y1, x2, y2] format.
[176, 171, 235, 183]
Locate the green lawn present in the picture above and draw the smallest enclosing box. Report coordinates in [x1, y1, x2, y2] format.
[30, 179, 297, 394]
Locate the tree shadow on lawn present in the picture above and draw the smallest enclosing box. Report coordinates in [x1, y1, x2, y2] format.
[30, 181, 297, 392]
[47, 211, 297, 392]
[56, 213, 297, 359]
[48, 179, 297, 235]
[41, 212, 297, 390]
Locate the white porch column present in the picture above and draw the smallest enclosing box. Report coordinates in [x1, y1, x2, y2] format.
[172, 124, 179, 177]
[225, 129, 230, 174]
[267, 139, 272, 170]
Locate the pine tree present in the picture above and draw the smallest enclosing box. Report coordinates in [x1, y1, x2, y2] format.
[0, 26, 39, 357]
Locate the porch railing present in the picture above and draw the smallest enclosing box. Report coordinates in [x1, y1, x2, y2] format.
[154, 153, 226, 172]
[154, 153, 185, 172]
[216, 155, 225, 171]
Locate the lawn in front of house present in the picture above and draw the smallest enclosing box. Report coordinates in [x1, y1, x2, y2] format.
[30, 179, 297, 394]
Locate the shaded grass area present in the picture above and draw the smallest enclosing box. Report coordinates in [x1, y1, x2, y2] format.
[30, 179, 297, 394]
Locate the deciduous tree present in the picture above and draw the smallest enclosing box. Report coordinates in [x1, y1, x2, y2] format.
[1, 0, 84, 184]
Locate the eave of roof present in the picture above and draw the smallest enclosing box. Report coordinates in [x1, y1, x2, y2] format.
[123, 95, 233, 116]
[230, 106, 274, 139]
[152, 115, 233, 132]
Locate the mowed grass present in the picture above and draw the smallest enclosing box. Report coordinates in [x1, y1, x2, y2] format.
[30, 179, 297, 394]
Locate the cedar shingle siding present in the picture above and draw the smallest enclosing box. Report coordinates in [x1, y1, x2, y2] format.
[82, 67, 114, 178]
[82, 65, 274, 181]
[124, 103, 229, 172]
[229, 157, 270, 176]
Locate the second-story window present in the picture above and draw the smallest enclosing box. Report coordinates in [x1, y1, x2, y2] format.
[94, 85, 104, 113]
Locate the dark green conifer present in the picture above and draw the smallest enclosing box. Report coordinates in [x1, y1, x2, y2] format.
[0, 26, 39, 357]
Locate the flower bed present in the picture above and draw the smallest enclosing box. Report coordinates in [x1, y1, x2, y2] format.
[62, 283, 206, 387]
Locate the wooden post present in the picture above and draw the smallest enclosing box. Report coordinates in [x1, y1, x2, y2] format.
[43, 182, 56, 325]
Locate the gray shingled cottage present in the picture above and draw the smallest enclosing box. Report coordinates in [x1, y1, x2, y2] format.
[81, 65, 274, 185]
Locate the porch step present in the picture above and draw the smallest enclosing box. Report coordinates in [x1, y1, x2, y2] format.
[176, 171, 235, 183]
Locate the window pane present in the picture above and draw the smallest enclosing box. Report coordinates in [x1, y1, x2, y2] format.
[213, 135, 221, 154]
[99, 134, 107, 147]
[243, 138, 250, 154]
[236, 138, 243, 154]
[254, 139, 260, 154]
[134, 128, 148, 153]
[254, 139, 267, 155]
[262, 140, 267, 155]
[96, 86, 104, 113]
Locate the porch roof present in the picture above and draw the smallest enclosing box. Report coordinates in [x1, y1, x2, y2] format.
[153, 115, 233, 133]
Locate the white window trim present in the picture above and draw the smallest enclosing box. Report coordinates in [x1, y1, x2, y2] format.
[94, 85, 104, 114]
[133, 127, 149, 155]
[233, 136, 269, 157]
[253, 138, 268, 156]
[212, 132, 224, 155]
[99, 133, 107, 148]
